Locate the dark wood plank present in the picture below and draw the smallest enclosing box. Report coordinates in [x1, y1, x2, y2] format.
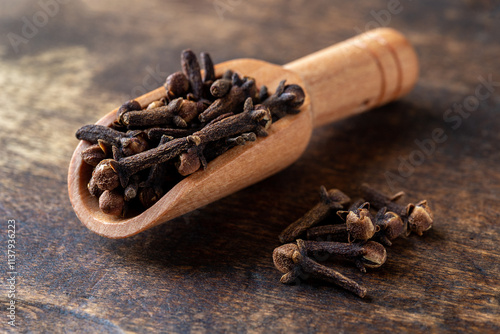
[0, 0, 499, 332]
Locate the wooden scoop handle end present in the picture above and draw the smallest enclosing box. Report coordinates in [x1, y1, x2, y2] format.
[285, 28, 419, 127]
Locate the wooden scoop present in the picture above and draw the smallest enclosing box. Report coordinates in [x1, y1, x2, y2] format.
[68, 28, 418, 238]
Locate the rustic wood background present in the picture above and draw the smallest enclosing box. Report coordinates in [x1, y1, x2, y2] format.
[1, 0, 499, 332]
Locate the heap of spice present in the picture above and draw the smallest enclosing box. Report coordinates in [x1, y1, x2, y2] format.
[273, 184, 434, 298]
[76, 50, 305, 217]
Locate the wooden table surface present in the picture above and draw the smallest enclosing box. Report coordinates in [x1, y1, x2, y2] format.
[1, 0, 499, 332]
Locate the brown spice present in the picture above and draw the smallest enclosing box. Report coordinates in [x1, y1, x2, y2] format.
[372, 207, 405, 246]
[360, 183, 433, 236]
[99, 189, 125, 216]
[181, 49, 203, 100]
[273, 241, 367, 298]
[210, 78, 232, 98]
[164, 71, 190, 99]
[278, 186, 350, 243]
[337, 200, 378, 242]
[296, 239, 387, 273]
[81, 144, 106, 167]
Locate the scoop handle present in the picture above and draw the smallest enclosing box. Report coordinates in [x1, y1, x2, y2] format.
[284, 28, 419, 127]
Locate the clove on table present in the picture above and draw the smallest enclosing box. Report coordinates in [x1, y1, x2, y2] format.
[274, 184, 434, 298]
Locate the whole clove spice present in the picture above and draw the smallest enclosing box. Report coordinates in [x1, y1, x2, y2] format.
[274, 184, 435, 299]
[200, 52, 215, 84]
[279, 186, 350, 244]
[116, 100, 142, 122]
[273, 241, 367, 298]
[76, 124, 126, 147]
[87, 174, 103, 198]
[90, 159, 121, 191]
[164, 72, 190, 99]
[146, 127, 196, 140]
[181, 49, 203, 100]
[296, 239, 387, 273]
[99, 189, 125, 216]
[210, 78, 232, 98]
[198, 81, 251, 123]
[120, 133, 149, 156]
[110, 136, 198, 188]
[337, 200, 379, 242]
[194, 98, 271, 143]
[306, 224, 349, 241]
[81, 144, 107, 167]
[372, 207, 405, 246]
[360, 183, 433, 236]
[124, 174, 140, 202]
[262, 80, 306, 120]
[176, 147, 202, 176]
[120, 102, 179, 128]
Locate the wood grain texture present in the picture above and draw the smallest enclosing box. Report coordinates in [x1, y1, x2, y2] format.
[0, 0, 499, 333]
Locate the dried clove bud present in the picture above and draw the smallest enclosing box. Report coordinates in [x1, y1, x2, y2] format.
[200, 52, 215, 84]
[76, 124, 126, 147]
[296, 239, 387, 273]
[121, 98, 203, 129]
[210, 78, 232, 98]
[177, 132, 257, 176]
[181, 49, 203, 100]
[124, 174, 140, 201]
[120, 104, 175, 128]
[81, 144, 106, 167]
[198, 84, 247, 123]
[373, 207, 405, 246]
[117, 100, 141, 121]
[279, 186, 350, 243]
[176, 147, 201, 176]
[137, 135, 175, 209]
[232, 72, 244, 86]
[241, 76, 259, 103]
[108, 136, 198, 187]
[120, 133, 149, 156]
[405, 200, 434, 236]
[91, 159, 121, 191]
[164, 71, 190, 99]
[174, 99, 205, 126]
[262, 80, 306, 120]
[146, 127, 195, 140]
[273, 241, 367, 298]
[337, 200, 378, 242]
[259, 85, 269, 102]
[222, 69, 233, 80]
[194, 98, 271, 144]
[138, 164, 169, 208]
[360, 184, 433, 236]
[306, 224, 349, 241]
[87, 175, 103, 197]
[99, 189, 125, 216]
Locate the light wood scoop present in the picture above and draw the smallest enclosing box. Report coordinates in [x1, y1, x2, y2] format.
[68, 28, 418, 238]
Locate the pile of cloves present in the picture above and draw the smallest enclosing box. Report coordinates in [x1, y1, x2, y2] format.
[75, 50, 305, 217]
[273, 183, 434, 298]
